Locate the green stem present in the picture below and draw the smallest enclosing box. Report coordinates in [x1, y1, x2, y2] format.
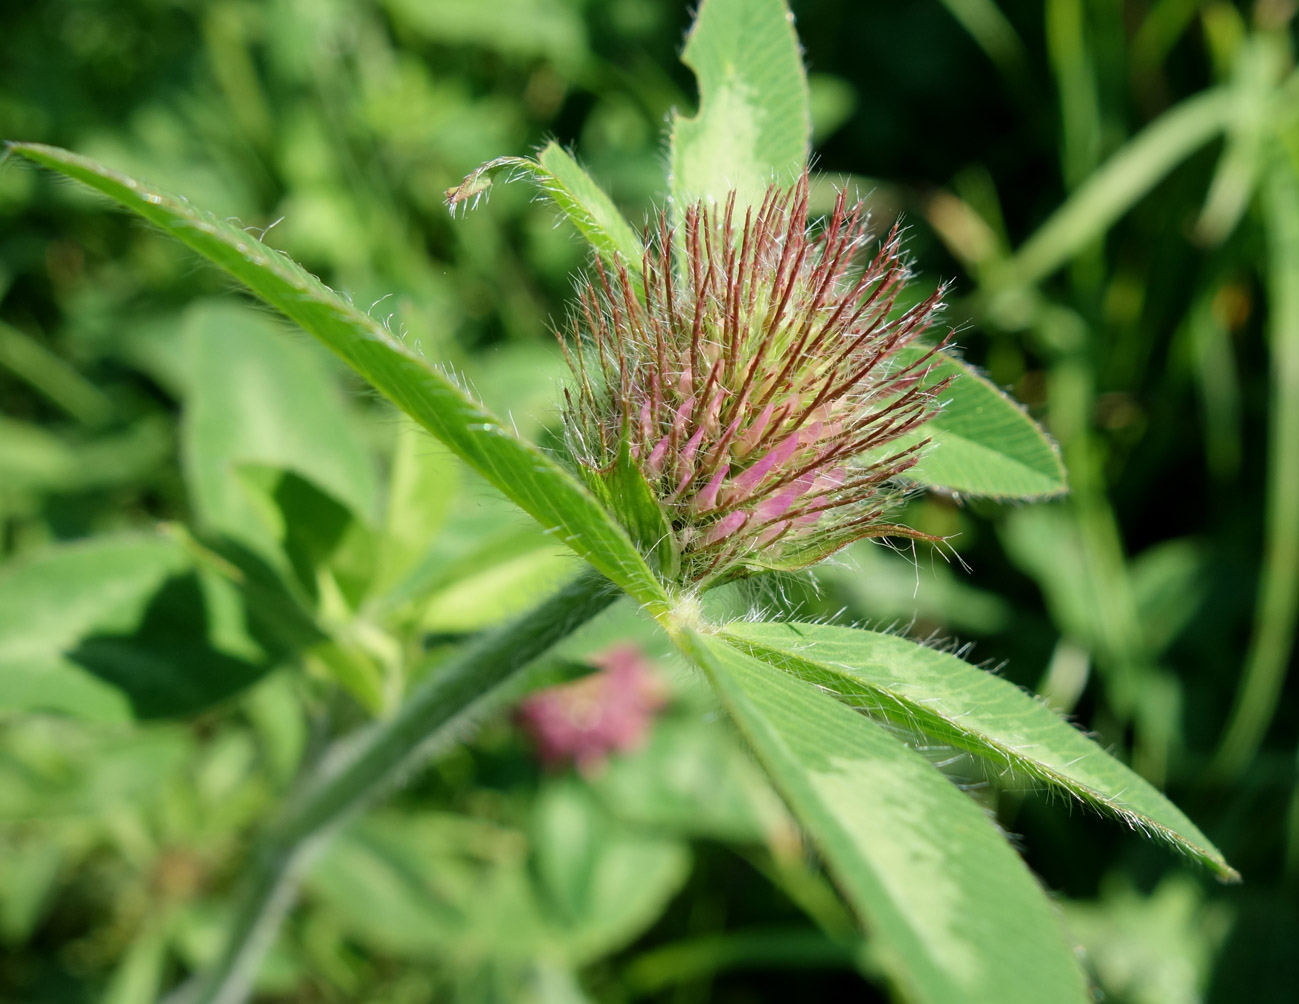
[177, 569, 620, 1004]
[1210, 156, 1299, 778]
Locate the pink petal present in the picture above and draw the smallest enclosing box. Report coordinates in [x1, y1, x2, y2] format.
[694, 463, 730, 511]
[701, 510, 748, 546]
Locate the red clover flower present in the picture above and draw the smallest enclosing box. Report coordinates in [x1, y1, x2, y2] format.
[559, 173, 949, 586]
[514, 646, 668, 775]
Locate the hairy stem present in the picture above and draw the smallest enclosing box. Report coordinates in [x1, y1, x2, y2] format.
[176, 569, 620, 1004]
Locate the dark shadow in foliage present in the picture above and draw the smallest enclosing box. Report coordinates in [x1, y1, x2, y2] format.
[1209, 894, 1299, 1004]
[65, 534, 335, 719]
[276, 471, 355, 602]
[66, 572, 267, 719]
[202, 533, 336, 655]
[236, 465, 374, 608]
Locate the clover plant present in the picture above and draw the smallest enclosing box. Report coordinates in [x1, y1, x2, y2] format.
[4, 1, 1236, 1002]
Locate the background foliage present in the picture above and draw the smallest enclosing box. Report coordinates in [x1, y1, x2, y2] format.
[2, 1, 1296, 1001]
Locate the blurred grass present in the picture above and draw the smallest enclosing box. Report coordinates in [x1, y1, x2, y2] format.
[2, 1, 1298, 1002]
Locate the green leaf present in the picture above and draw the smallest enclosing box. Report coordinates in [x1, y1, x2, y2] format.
[0, 836, 66, 942]
[9, 142, 670, 615]
[530, 779, 691, 952]
[372, 418, 460, 598]
[234, 464, 376, 610]
[0, 535, 270, 721]
[307, 793, 689, 966]
[417, 540, 574, 635]
[589, 716, 791, 845]
[678, 630, 1091, 1004]
[0, 723, 192, 820]
[722, 621, 1238, 880]
[903, 346, 1068, 499]
[179, 299, 379, 557]
[445, 141, 644, 268]
[668, 0, 811, 217]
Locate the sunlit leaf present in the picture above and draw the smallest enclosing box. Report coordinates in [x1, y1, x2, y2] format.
[668, 0, 811, 218]
[722, 621, 1238, 880]
[678, 630, 1091, 1004]
[904, 347, 1068, 499]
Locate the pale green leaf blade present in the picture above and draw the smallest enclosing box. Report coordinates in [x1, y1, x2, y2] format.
[445, 142, 644, 267]
[668, 0, 811, 216]
[678, 630, 1090, 1004]
[9, 142, 668, 613]
[904, 347, 1068, 499]
[722, 621, 1238, 880]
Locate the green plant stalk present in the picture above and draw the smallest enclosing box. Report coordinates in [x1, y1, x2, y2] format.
[177, 568, 620, 1004]
[1210, 156, 1299, 778]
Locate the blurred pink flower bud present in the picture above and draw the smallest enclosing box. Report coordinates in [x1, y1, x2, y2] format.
[515, 646, 668, 775]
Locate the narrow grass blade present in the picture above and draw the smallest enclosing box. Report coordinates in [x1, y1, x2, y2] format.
[1005, 87, 1233, 287]
[1211, 153, 1299, 776]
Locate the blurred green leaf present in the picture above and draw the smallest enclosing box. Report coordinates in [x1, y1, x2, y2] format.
[382, 0, 588, 69]
[8, 143, 670, 614]
[417, 541, 574, 635]
[0, 723, 192, 820]
[179, 300, 378, 559]
[589, 715, 791, 845]
[0, 414, 171, 496]
[807, 74, 857, 145]
[1129, 539, 1212, 655]
[308, 792, 689, 967]
[1064, 875, 1232, 1004]
[722, 621, 1238, 879]
[0, 836, 65, 944]
[818, 540, 1013, 636]
[624, 927, 857, 996]
[234, 464, 375, 610]
[531, 779, 690, 949]
[668, 0, 810, 218]
[679, 629, 1092, 1004]
[104, 922, 167, 1004]
[0, 535, 269, 721]
[372, 418, 459, 598]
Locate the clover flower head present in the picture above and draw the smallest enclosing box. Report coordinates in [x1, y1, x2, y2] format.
[514, 646, 667, 775]
[559, 173, 949, 586]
